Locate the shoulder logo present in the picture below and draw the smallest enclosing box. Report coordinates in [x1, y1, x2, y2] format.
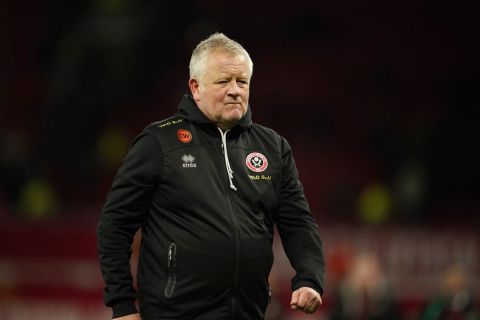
[246, 152, 268, 173]
[177, 129, 192, 143]
[158, 118, 183, 128]
[181, 154, 196, 168]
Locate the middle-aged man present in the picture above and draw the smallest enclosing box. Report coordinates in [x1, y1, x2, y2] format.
[97, 32, 325, 320]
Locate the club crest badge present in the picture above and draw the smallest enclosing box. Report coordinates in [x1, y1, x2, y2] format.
[246, 152, 268, 173]
[177, 129, 192, 143]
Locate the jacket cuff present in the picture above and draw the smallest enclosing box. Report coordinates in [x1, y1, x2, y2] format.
[112, 300, 138, 318]
[292, 280, 323, 295]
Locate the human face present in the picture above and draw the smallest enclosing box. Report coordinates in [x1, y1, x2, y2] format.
[189, 50, 250, 130]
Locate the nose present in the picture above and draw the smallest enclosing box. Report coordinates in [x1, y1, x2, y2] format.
[226, 81, 240, 98]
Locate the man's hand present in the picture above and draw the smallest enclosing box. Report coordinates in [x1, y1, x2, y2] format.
[290, 287, 323, 314]
[113, 313, 141, 320]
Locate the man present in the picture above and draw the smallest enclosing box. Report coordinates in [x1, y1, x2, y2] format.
[97, 33, 325, 320]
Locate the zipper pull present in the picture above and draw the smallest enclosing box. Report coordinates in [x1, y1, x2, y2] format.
[168, 245, 174, 266]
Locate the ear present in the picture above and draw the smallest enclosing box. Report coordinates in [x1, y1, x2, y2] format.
[188, 78, 201, 101]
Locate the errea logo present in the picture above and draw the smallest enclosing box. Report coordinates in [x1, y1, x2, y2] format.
[181, 154, 196, 168]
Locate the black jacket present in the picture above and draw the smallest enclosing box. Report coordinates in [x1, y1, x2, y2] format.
[97, 95, 325, 319]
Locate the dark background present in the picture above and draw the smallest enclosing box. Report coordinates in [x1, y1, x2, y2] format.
[1, 0, 479, 319]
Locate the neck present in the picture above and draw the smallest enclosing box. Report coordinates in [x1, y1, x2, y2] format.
[216, 122, 234, 131]
[194, 103, 238, 130]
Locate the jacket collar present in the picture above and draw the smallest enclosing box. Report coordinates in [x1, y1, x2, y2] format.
[175, 94, 253, 130]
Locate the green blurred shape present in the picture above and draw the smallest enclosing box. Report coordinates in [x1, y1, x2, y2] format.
[358, 183, 392, 224]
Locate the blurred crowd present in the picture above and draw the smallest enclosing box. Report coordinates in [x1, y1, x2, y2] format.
[2, 0, 480, 226]
[264, 248, 480, 320]
[1, 0, 480, 319]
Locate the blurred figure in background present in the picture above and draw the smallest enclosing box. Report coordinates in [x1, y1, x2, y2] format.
[421, 263, 480, 320]
[330, 251, 401, 320]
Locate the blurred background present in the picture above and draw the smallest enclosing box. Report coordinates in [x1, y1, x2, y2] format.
[1, 0, 479, 319]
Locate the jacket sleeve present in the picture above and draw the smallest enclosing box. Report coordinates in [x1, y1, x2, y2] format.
[275, 137, 325, 295]
[96, 133, 162, 318]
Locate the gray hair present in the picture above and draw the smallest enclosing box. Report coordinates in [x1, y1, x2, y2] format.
[189, 33, 253, 83]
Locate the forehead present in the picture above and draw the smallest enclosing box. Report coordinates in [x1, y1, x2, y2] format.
[205, 50, 250, 77]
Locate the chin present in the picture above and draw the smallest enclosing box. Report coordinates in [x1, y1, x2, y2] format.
[225, 110, 244, 121]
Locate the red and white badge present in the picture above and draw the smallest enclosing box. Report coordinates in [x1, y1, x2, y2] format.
[246, 152, 268, 173]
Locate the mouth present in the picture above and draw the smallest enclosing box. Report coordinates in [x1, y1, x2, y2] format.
[225, 102, 242, 106]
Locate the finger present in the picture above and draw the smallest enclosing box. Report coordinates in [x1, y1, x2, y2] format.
[304, 307, 314, 314]
[290, 289, 300, 308]
[296, 290, 310, 309]
[304, 301, 318, 314]
[303, 300, 315, 312]
[304, 297, 318, 312]
[303, 291, 322, 313]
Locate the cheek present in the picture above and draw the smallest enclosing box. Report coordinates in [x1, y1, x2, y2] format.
[215, 91, 227, 100]
[242, 91, 249, 106]
[241, 87, 249, 99]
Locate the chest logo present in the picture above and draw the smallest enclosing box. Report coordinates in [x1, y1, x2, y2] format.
[181, 154, 197, 168]
[246, 152, 268, 173]
[177, 129, 192, 143]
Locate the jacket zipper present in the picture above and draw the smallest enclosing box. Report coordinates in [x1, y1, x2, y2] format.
[226, 190, 240, 319]
[218, 129, 241, 319]
[164, 242, 177, 298]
